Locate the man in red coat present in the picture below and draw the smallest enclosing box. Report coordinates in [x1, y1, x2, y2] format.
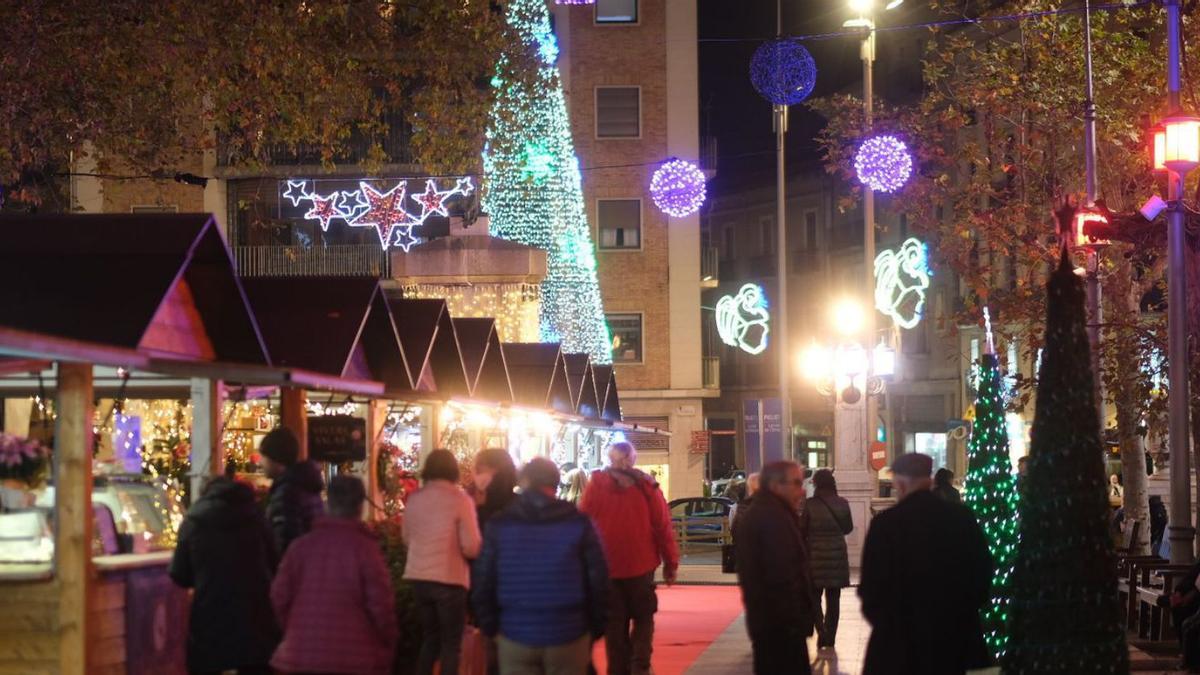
[271, 476, 397, 675]
[581, 441, 680, 675]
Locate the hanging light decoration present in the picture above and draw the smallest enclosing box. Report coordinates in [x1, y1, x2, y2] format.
[749, 39, 818, 106]
[854, 134, 913, 193]
[649, 158, 707, 217]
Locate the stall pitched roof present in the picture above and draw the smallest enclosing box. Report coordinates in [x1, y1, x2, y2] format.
[385, 297, 470, 398]
[240, 277, 415, 392]
[503, 343, 574, 414]
[452, 318, 513, 403]
[591, 364, 623, 422]
[0, 213, 268, 364]
[562, 353, 601, 419]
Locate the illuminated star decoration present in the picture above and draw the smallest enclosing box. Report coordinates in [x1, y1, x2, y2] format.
[410, 177, 475, 219]
[304, 192, 345, 232]
[854, 134, 913, 193]
[348, 181, 413, 249]
[283, 180, 312, 207]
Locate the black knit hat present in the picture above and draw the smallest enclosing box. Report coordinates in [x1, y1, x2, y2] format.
[259, 428, 300, 465]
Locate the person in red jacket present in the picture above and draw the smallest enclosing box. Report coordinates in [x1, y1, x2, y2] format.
[580, 441, 680, 675]
[271, 475, 397, 675]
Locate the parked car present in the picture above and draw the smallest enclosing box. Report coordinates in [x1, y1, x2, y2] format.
[709, 471, 745, 499]
[668, 496, 733, 545]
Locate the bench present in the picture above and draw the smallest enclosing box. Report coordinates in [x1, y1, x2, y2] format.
[1133, 564, 1193, 641]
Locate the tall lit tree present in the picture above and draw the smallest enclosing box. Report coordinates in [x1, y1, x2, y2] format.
[1001, 251, 1126, 673]
[964, 344, 1019, 660]
[481, 0, 612, 363]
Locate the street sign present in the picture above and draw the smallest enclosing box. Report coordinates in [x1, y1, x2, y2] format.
[869, 441, 888, 472]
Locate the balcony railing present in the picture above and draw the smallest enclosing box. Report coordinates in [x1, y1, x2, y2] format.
[703, 356, 720, 389]
[701, 246, 719, 288]
[234, 245, 390, 278]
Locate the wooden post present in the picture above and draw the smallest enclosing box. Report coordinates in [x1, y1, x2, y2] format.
[365, 400, 388, 520]
[280, 388, 308, 460]
[56, 362, 93, 675]
[189, 378, 223, 497]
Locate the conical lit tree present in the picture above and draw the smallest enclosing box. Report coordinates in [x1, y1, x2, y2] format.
[1001, 252, 1127, 673]
[482, 0, 612, 363]
[964, 348, 1019, 660]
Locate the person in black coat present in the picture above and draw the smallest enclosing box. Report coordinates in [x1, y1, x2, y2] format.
[260, 428, 325, 554]
[734, 460, 816, 675]
[170, 476, 280, 675]
[860, 453, 993, 675]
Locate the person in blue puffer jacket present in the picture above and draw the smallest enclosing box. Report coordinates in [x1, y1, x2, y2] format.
[472, 457, 610, 674]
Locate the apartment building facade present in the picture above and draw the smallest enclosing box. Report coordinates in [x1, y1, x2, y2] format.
[553, 0, 709, 499]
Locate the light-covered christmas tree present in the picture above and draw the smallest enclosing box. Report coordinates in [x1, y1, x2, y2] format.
[1001, 252, 1127, 673]
[964, 346, 1019, 660]
[482, 0, 611, 363]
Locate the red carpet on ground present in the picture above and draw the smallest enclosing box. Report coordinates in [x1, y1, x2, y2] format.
[593, 585, 743, 675]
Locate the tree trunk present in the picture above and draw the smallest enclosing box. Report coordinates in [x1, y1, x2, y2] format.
[1115, 272, 1150, 555]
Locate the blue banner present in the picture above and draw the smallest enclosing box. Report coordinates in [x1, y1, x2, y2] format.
[743, 399, 762, 474]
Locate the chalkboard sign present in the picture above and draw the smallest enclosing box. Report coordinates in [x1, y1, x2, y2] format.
[308, 415, 367, 463]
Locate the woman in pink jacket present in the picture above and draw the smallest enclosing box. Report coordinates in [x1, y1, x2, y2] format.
[271, 475, 397, 675]
[403, 448, 482, 675]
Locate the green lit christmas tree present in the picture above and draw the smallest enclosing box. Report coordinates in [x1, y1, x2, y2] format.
[964, 345, 1019, 660]
[482, 0, 611, 362]
[1001, 252, 1127, 673]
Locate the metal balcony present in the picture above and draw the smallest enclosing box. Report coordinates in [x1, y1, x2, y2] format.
[234, 245, 390, 278]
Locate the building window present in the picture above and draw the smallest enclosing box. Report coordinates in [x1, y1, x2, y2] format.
[597, 199, 641, 249]
[596, 0, 637, 23]
[607, 313, 643, 364]
[596, 87, 640, 138]
[758, 217, 774, 255]
[723, 226, 735, 260]
[804, 210, 818, 250]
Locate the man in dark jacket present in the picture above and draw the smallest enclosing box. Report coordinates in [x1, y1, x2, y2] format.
[859, 453, 993, 675]
[734, 460, 816, 675]
[170, 476, 280, 675]
[261, 427, 325, 554]
[473, 458, 609, 673]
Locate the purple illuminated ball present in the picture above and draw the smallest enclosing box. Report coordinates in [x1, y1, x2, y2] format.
[650, 159, 707, 218]
[854, 135, 913, 193]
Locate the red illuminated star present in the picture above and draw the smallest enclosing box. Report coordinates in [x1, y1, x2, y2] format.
[348, 181, 413, 249]
[304, 192, 344, 231]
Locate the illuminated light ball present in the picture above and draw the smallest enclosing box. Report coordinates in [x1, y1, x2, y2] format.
[649, 158, 707, 217]
[854, 134, 913, 193]
[749, 39, 818, 106]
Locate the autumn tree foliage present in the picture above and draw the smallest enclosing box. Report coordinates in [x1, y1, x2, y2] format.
[811, 0, 1200, 551]
[0, 0, 528, 205]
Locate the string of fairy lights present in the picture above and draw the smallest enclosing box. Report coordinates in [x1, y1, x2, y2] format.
[402, 283, 541, 342]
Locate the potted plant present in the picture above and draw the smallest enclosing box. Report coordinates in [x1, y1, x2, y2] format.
[0, 432, 50, 489]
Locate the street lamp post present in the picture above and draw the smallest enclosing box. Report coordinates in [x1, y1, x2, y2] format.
[1081, 0, 1106, 427]
[774, 0, 792, 461]
[1163, 0, 1198, 566]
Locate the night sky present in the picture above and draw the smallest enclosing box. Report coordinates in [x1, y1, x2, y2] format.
[698, 0, 929, 191]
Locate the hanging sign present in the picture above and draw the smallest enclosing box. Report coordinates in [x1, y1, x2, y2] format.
[307, 415, 367, 463]
[281, 177, 474, 252]
[715, 283, 770, 355]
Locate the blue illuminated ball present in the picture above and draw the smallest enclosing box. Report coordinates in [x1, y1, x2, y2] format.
[749, 39, 817, 106]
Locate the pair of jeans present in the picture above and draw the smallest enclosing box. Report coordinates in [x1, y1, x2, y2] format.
[604, 572, 657, 675]
[497, 634, 592, 675]
[749, 627, 812, 675]
[413, 580, 468, 675]
[816, 587, 841, 647]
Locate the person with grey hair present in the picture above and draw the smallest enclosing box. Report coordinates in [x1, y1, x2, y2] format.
[734, 460, 816, 674]
[580, 441, 678, 675]
[859, 453, 993, 674]
[472, 458, 609, 674]
[271, 475, 397, 675]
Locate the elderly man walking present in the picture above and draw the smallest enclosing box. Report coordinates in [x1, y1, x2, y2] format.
[859, 453, 993, 675]
[580, 441, 679, 675]
[734, 460, 816, 675]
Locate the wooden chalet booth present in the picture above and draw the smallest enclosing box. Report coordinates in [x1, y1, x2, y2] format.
[0, 215, 387, 674]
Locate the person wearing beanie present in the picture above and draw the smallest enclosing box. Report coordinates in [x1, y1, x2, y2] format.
[261, 428, 325, 555]
[859, 453, 993, 674]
